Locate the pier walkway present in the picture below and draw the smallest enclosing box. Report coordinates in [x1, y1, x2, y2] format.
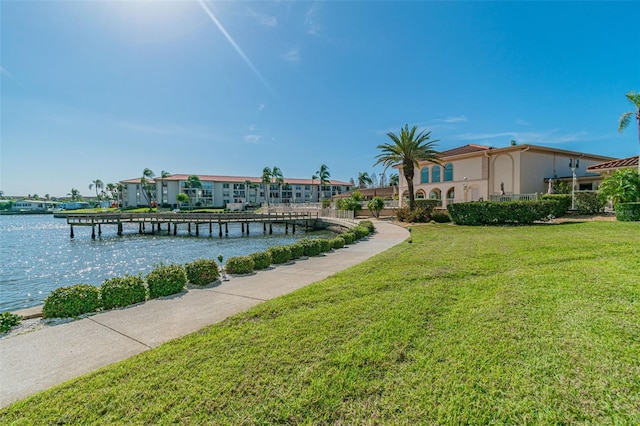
[0, 220, 409, 408]
[65, 211, 318, 238]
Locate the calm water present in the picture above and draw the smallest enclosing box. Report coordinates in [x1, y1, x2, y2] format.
[0, 214, 330, 313]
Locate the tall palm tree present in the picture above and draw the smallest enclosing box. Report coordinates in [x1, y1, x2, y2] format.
[311, 173, 318, 202]
[89, 179, 103, 200]
[185, 175, 202, 210]
[271, 166, 284, 203]
[68, 188, 81, 201]
[618, 91, 640, 173]
[105, 183, 116, 201]
[316, 164, 331, 203]
[374, 124, 441, 211]
[159, 170, 171, 207]
[357, 172, 373, 189]
[262, 167, 272, 206]
[389, 173, 399, 186]
[140, 168, 155, 208]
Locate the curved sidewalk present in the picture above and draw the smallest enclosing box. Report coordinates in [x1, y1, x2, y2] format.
[0, 220, 408, 408]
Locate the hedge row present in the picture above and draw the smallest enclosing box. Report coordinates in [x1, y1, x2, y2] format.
[41, 222, 375, 318]
[447, 200, 562, 226]
[615, 202, 640, 221]
[43, 259, 220, 319]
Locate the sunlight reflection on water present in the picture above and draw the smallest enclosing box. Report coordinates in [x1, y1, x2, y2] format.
[0, 215, 330, 312]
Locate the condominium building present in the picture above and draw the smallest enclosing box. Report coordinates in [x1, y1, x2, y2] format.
[119, 174, 352, 209]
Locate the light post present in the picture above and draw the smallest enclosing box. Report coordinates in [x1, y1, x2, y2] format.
[463, 177, 468, 202]
[570, 158, 579, 210]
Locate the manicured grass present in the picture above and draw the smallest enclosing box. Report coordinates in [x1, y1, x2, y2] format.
[2, 222, 639, 424]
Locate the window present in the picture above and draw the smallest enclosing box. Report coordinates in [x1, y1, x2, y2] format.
[447, 188, 455, 199]
[432, 165, 441, 183]
[421, 167, 429, 184]
[444, 163, 453, 182]
[223, 183, 229, 189]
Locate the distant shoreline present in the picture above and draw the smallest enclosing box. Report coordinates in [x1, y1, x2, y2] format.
[0, 211, 54, 216]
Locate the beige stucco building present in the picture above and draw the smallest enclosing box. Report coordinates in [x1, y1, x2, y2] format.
[396, 144, 614, 206]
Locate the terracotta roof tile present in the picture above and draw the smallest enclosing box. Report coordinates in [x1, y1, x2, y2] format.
[438, 144, 493, 157]
[586, 155, 639, 171]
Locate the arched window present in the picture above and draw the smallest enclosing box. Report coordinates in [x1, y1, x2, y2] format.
[421, 167, 429, 184]
[444, 163, 453, 182]
[447, 188, 455, 200]
[429, 189, 441, 199]
[432, 165, 441, 183]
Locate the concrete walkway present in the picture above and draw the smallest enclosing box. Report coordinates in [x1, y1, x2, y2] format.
[0, 220, 408, 408]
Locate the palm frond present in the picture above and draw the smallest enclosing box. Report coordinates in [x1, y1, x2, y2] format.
[618, 111, 633, 132]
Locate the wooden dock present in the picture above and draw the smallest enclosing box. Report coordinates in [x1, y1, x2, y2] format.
[65, 212, 318, 239]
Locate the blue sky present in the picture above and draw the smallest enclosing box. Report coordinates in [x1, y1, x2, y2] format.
[1, 0, 639, 197]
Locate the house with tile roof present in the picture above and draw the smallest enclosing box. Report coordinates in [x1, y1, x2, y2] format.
[586, 155, 640, 175]
[394, 143, 614, 207]
[120, 174, 352, 209]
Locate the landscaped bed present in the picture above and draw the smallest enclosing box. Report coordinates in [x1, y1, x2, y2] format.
[1, 221, 639, 424]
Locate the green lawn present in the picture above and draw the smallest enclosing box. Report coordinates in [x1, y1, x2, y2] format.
[2, 222, 639, 424]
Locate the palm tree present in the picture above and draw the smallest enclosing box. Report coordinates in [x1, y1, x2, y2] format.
[184, 175, 202, 210]
[618, 91, 640, 173]
[316, 164, 331, 203]
[105, 183, 116, 201]
[68, 188, 81, 201]
[159, 170, 171, 207]
[311, 173, 318, 202]
[140, 168, 155, 209]
[89, 179, 103, 200]
[389, 173, 399, 186]
[271, 166, 284, 203]
[374, 124, 441, 211]
[262, 167, 272, 206]
[358, 172, 373, 189]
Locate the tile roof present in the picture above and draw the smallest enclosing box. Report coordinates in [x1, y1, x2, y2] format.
[438, 144, 493, 157]
[121, 174, 351, 186]
[586, 155, 639, 171]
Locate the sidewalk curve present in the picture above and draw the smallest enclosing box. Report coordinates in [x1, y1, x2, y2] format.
[0, 220, 408, 408]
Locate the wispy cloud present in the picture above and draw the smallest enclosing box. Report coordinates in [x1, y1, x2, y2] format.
[197, 0, 275, 95]
[244, 7, 277, 28]
[113, 120, 217, 140]
[283, 48, 301, 62]
[305, 2, 321, 36]
[433, 115, 468, 124]
[258, 103, 265, 111]
[245, 134, 261, 143]
[0, 65, 25, 88]
[516, 119, 531, 126]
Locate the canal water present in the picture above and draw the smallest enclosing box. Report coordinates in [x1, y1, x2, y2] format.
[0, 214, 332, 313]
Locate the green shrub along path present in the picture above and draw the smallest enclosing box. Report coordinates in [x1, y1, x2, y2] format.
[2, 222, 639, 423]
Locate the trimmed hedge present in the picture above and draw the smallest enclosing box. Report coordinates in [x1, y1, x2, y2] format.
[431, 211, 451, 223]
[342, 232, 356, 245]
[146, 264, 188, 299]
[359, 220, 375, 233]
[43, 284, 101, 318]
[330, 236, 346, 250]
[396, 206, 430, 223]
[100, 275, 146, 309]
[268, 245, 292, 264]
[414, 199, 440, 215]
[288, 243, 305, 259]
[185, 259, 220, 286]
[615, 202, 640, 221]
[299, 238, 322, 257]
[319, 238, 332, 253]
[447, 201, 558, 225]
[540, 194, 571, 217]
[225, 256, 255, 275]
[250, 251, 272, 270]
[575, 191, 605, 215]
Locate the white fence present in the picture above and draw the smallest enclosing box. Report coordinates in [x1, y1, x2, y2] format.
[488, 193, 540, 202]
[262, 203, 356, 223]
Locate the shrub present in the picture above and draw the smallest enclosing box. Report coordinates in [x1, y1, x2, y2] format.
[431, 211, 451, 223]
[352, 225, 371, 239]
[575, 191, 605, 215]
[100, 275, 146, 309]
[341, 232, 355, 245]
[540, 194, 571, 217]
[184, 259, 220, 286]
[318, 238, 332, 253]
[337, 197, 362, 213]
[43, 284, 101, 318]
[250, 251, 272, 270]
[1, 312, 22, 333]
[225, 256, 255, 275]
[359, 220, 375, 233]
[298, 238, 322, 256]
[396, 206, 430, 223]
[367, 197, 385, 218]
[414, 199, 441, 215]
[447, 201, 557, 226]
[146, 264, 187, 299]
[615, 202, 640, 221]
[330, 236, 346, 249]
[288, 243, 305, 259]
[268, 245, 292, 264]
